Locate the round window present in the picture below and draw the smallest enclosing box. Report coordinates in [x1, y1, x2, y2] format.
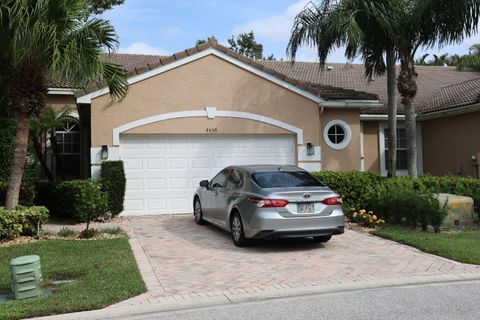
[323, 119, 352, 150]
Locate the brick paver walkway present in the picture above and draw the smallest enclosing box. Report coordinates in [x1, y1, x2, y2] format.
[106, 215, 480, 307]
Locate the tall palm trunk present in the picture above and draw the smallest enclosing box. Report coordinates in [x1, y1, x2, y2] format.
[397, 50, 418, 177]
[5, 111, 31, 209]
[386, 47, 398, 177]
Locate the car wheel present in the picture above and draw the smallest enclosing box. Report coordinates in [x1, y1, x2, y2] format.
[313, 235, 332, 243]
[230, 211, 249, 247]
[194, 198, 205, 225]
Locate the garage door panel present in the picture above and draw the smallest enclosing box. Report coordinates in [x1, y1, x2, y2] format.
[120, 134, 295, 214]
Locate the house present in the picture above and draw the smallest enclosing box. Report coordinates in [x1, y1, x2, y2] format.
[44, 39, 480, 215]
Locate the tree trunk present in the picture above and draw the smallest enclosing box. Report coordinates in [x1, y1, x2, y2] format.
[386, 47, 398, 178]
[32, 132, 54, 181]
[397, 49, 418, 177]
[5, 111, 31, 209]
[404, 102, 417, 176]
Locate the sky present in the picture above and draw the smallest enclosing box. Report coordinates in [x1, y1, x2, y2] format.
[102, 0, 480, 62]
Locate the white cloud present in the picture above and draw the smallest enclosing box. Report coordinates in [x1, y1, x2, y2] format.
[160, 26, 184, 38]
[119, 42, 169, 55]
[232, 0, 310, 42]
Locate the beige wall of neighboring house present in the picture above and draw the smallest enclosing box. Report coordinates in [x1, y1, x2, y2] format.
[422, 111, 480, 177]
[362, 121, 381, 173]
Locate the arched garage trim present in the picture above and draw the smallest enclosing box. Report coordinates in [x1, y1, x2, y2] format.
[112, 109, 304, 145]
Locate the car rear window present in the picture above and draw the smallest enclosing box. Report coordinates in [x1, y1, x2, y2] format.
[252, 171, 326, 188]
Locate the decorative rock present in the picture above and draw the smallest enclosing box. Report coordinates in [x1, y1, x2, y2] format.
[436, 193, 475, 228]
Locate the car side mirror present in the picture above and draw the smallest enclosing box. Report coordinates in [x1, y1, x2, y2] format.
[199, 180, 209, 188]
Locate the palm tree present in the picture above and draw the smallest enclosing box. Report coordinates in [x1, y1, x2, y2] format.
[1, 0, 129, 209]
[396, 0, 480, 176]
[287, 0, 401, 177]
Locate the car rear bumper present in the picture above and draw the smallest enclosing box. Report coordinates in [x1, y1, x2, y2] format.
[251, 226, 344, 239]
[243, 207, 345, 239]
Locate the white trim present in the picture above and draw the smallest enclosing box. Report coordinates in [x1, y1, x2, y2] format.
[360, 121, 365, 172]
[323, 119, 352, 150]
[90, 146, 121, 180]
[48, 88, 76, 95]
[360, 114, 406, 121]
[112, 109, 304, 145]
[379, 122, 424, 176]
[322, 100, 383, 109]
[77, 48, 323, 104]
[297, 146, 321, 162]
[298, 162, 321, 172]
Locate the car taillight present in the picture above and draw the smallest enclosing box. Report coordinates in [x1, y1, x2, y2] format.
[323, 196, 343, 205]
[249, 198, 289, 208]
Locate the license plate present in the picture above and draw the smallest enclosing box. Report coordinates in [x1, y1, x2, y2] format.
[297, 202, 314, 214]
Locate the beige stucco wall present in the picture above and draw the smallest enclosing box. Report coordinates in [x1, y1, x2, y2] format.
[319, 109, 361, 171]
[46, 95, 77, 111]
[363, 121, 380, 172]
[90, 55, 321, 148]
[423, 111, 480, 177]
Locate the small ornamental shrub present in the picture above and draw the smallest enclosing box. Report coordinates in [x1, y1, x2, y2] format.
[349, 208, 385, 228]
[312, 171, 382, 209]
[57, 180, 108, 229]
[57, 227, 78, 238]
[100, 161, 126, 216]
[0, 206, 49, 240]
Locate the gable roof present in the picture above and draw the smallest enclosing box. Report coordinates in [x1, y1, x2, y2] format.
[73, 41, 379, 104]
[256, 61, 480, 115]
[51, 39, 480, 115]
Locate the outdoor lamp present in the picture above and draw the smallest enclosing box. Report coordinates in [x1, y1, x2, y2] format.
[101, 145, 109, 160]
[307, 143, 315, 156]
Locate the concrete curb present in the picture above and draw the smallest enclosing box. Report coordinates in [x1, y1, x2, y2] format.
[32, 272, 480, 320]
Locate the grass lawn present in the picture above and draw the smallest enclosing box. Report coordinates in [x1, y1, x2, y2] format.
[372, 224, 480, 265]
[0, 238, 146, 320]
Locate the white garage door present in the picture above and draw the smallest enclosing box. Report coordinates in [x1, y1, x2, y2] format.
[120, 134, 296, 215]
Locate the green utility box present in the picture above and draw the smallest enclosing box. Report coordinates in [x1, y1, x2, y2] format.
[10, 255, 43, 300]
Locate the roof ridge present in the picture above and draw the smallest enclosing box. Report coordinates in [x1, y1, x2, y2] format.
[436, 76, 480, 90]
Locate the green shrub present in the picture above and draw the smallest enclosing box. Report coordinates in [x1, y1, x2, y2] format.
[369, 177, 447, 232]
[0, 165, 38, 206]
[0, 119, 15, 181]
[0, 206, 49, 240]
[312, 171, 382, 209]
[57, 227, 78, 238]
[38, 180, 108, 225]
[58, 180, 108, 226]
[100, 161, 126, 216]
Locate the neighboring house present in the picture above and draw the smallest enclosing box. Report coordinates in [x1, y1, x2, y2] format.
[44, 39, 480, 215]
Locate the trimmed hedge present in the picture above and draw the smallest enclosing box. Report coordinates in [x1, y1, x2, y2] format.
[0, 206, 49, 240]
[312, 171, 382, 209]
[0, 165, 39, 206]
[100, 161, 126, 216]
[36, 180, 108, 223]
[368, 177, 447, 232]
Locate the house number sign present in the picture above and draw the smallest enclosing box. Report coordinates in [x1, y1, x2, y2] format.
[206, 128, 218, 133]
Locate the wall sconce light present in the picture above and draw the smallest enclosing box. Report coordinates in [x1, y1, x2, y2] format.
[472, 154, 478, 162]
[101, 145, 109, 160]
[307, 142, 315, 156]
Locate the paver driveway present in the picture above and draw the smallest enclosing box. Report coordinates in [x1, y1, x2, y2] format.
[113, 215, 480, 306]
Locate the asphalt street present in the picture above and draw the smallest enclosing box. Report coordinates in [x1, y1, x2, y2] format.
[119, 280, 480, 320]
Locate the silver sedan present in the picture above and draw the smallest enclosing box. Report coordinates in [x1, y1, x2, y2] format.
[193, 165, 344, 246]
